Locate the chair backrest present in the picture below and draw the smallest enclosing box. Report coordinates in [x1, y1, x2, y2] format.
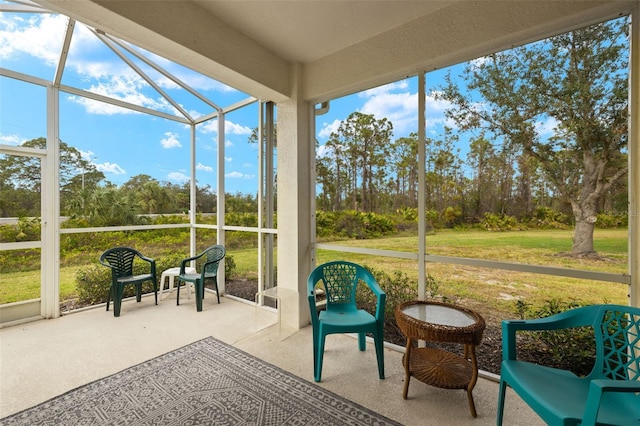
[308, 261, 381, 311]
[100, 247, 141, 278]
[592, 305, 640, 381]
[201, 245, 225, 276]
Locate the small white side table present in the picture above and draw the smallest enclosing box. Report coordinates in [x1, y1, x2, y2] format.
[159, 267, 196, 300]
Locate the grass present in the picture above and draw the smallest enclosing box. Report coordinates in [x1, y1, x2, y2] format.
[1, 229, 629, 323]
[0, 265, 82, 303]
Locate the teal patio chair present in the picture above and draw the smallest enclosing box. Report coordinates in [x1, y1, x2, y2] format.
[99, 247, 158, 317]
[307, 261, 386, 382]
[176, 245, 225, 312]
[497, 304, 640, 426]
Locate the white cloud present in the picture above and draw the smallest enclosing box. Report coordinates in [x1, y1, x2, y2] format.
[0, 14, 66, 65]
[127, 46, 237, 93]
[199, 119, 252, 136]
[167, 171, 190, 182]
[66, 74, 172, 115]
[361, 89, 416, 135]
[225, 156, 232, 162]
[160, 132, 182, 149]
[96, 162, 126, 175]
[66, 96, 139, 115]
[77, 149, 126, 175]
[317, 144, 335, 158]
[225, 140, 234, 147]
[0, 133, 23, 145]
[78, 149, 96, 162]
[225, 171, 255, 179]
[196, 162, 213, 172]
[226, 121, 252, 135]
[354, 82, 455, 136]
[318, 119, 341, 139]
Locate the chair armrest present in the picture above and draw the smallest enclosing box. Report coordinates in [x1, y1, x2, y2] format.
[501, 307, 596, 361]
[99, 259, 113, 269]
[137, 254, 156, 275]
[307, 294, 319, 326]
[581, 379, 640, 425]
[179, 254, 200, 274]
[360, 270, 385, 321]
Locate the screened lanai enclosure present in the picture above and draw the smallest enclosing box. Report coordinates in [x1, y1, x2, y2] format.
[1, 0, 639, 329]
[0, 0, 278, 323]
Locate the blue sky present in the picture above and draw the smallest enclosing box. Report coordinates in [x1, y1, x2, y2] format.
[1, 4, 548, 196]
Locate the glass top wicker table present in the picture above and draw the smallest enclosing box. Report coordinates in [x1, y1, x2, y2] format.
[395, 300, 486, 417]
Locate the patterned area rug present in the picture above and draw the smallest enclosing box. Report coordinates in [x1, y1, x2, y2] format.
[0, 337, 400, 425]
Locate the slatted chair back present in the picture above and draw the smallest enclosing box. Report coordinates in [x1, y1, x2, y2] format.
[321, 261, 360, 306]
[202, 245, 226, 277]
[596, 307, 640, 381]
[101, 247, 138, 278]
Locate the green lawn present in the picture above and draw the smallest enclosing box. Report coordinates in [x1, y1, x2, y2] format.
[1, 229, 629, 322]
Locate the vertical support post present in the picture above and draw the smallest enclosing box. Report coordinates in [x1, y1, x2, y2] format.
[41, 84, 60, 319]
[277, 64, 314, 329]
[418, 73, 427, 300]
[217, 111, 226, 291]
[189, 123, 196, 257]
[258, 101, 265, 298]
[629, 6, 639, 308]
[265, 102, 275, 289]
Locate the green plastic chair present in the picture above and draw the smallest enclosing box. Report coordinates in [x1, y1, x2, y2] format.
[176, 245, 225, 312]
[99, 247, 157, 317]
[497, 304, 640, 426]
[307, 261, 386, 382]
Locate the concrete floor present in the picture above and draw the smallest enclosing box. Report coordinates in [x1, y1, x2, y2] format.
[0, 293, 543, 425]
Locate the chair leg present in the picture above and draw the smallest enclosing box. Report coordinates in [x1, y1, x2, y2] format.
[314, 334, 327, 382]
[374, 333, 385, 379]
[358, 332, 366, 351]
[195, 280, 203, 312]
[106, 286, 113, 312]
[176, 279, 181, 305]
[213, 278, 220, 303]
[153, 278, 158, 305]
[312, 328, 318, 378]
[114, 284, 124, 317]
[496, 379, 507, 426]
[135, 283, 142, 302]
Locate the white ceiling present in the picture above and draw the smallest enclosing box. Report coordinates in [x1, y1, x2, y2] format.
[193, 1, 456, 63]
[37, 0, 638, 103]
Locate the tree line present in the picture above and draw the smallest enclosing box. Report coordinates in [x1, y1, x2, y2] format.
[0, 17, 629, 257]
[317, 17, 629, 256]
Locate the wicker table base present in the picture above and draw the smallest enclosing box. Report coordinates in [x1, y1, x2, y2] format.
[396, 300, 486, 418]
[403, 347, 473, 389]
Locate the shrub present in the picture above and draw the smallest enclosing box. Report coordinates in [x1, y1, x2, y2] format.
[225, 255, 237, 279]
[480, 213, 525, 231]
[529, 207, 571, 229]
[515, 298, 595, 376]
[595, 211, 628, 228]
[356, 265, 439, 320]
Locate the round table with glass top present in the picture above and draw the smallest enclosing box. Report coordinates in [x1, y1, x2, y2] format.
[395, 300, 486, 417]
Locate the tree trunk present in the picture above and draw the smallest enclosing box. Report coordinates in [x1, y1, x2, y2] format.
[571, 200, 598, 256]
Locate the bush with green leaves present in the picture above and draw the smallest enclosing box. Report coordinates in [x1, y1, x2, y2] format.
[514, 298, 596, 376]
[595, 211, 628, 228]
[356, 265, 439, 320]
[530, 206, 571, 229]
[480, 213, 525, 231]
